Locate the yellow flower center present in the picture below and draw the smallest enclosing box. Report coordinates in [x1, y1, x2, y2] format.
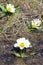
[7, 7, 12, 12]
[32, 24, 36, 28]
[20, 42, 25, 47]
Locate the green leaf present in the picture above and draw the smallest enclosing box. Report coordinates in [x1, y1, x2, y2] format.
[30, 51, 36, 56]
[0, 5, 7, 13]
[15, 5, 20, 8]
[37, 26, 43, 31]
[21, 53, 29, 58]
[12, 51, 21, 57]
[12, 51, 29, 58]
[0, 12, 5, 18]
[28, 25, 38, 32]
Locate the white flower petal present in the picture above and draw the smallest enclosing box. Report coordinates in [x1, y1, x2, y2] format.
[17, 37, 25, 43]
[10, 8, 15, 12]
[14, 43, 18, 47]
[11, 5, 14, 8]
[25, 40, 31, 48]
[19, 47, 24, 50]
[6, 4, 15, 13]
[14, 37, 32, 50]
[31, 19, 41, 28]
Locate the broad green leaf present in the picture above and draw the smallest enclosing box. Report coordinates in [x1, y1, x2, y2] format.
[21, 53, 29, 58]
[37, 26, 43, 31]
[0, 12, 5, 18]
[15, 5, 19, 8]
[12, 51, 29, 58]
[30, 51, 36, 55]
[28, 27, 36, 31]
[0, 5, 7, 13]
[12, 51, 21, 57]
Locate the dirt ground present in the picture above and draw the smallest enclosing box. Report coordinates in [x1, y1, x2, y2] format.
[0, 0, 43, 65]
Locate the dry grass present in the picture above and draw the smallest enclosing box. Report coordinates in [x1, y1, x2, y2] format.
[0, 0, 43, 65]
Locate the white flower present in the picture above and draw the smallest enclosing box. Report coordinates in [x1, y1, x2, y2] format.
[6, 4, 15, 13]
[31, 19, 41, 28]
[14, 37, 31, 50]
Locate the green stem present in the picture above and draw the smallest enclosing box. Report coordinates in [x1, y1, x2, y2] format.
[20, 50, 23, 57]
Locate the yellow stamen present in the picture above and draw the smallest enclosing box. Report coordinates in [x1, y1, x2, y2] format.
[7, 7, 12, 12]
[20, 42, 25, 47]
[32, 24, 36, 28]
